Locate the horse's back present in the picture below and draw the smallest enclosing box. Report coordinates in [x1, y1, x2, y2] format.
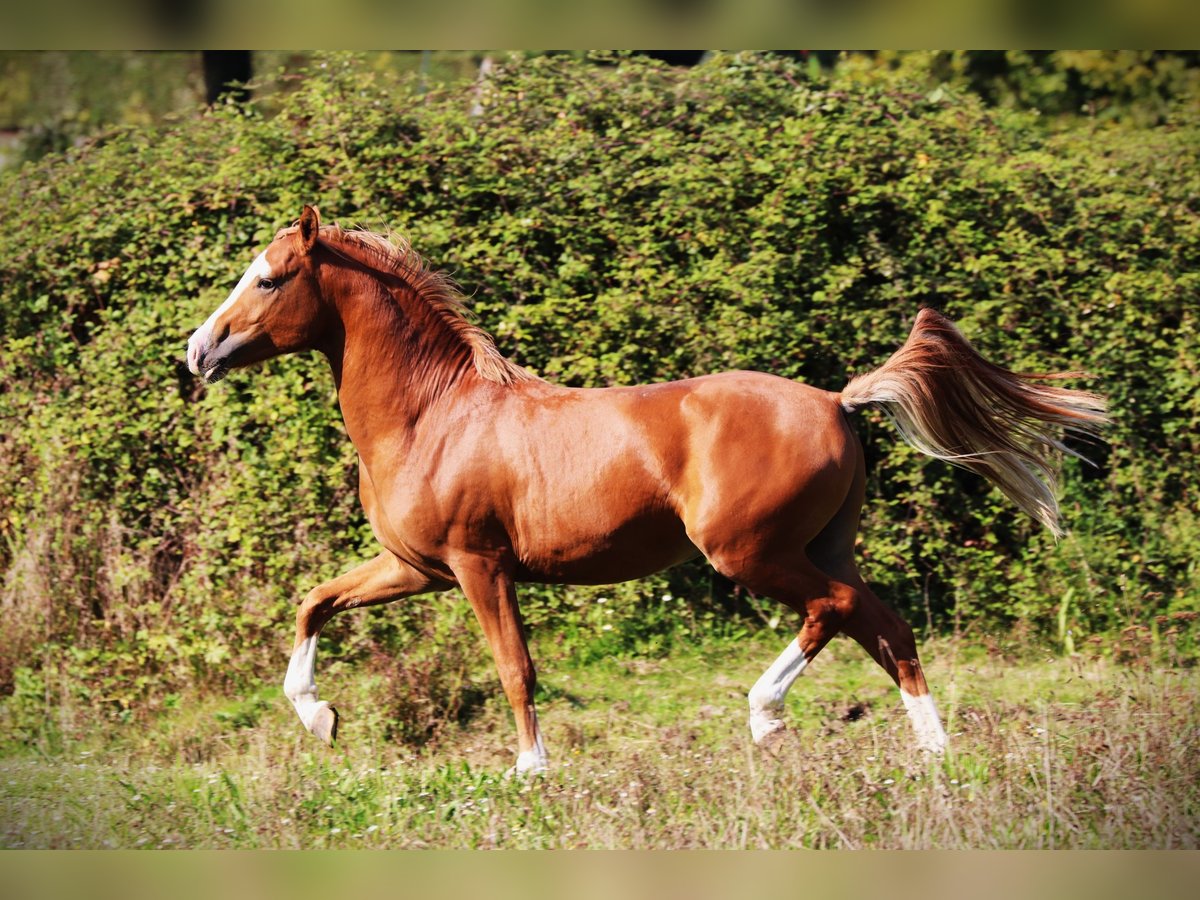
[496, 371, 858, 581]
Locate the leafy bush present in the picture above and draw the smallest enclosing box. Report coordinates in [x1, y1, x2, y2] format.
[840, 51, 1200, 128]
[1, 52, 1197, 726]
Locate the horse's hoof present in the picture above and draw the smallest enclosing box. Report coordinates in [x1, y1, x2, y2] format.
[756, 726, 790, 757]
[750, 712, 786, 746]
[504, 759, 548, 780]
[311, 703, 338, 746]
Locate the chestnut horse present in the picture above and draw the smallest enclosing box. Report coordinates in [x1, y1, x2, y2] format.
[187, 206, 1106, 773]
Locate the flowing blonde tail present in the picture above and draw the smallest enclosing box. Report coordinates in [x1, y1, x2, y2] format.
[840, 308, 1109, 536]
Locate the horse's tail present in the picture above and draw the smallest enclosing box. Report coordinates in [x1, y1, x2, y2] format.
[838, 308, 1108, 537]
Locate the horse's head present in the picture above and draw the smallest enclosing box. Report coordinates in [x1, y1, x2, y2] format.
[187, 205, 330, 383]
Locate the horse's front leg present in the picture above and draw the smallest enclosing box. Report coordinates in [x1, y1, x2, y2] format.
[285, 551, 445, 744]
[455, 561, 546, 775]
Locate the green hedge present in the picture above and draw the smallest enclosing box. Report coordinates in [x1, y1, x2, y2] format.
[1, 52, 1197, 718]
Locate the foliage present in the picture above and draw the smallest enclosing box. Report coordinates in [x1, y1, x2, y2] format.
[0, 51, 516, 169]
[839, 51, 1200, 128]
[0, 52, 212, 170]
[1, 52, 1198, 723]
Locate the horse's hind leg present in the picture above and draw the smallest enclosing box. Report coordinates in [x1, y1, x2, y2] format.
[721, 518, 946, 751]
[284, 552, 446, 745]
[703, 549, 859, 745]
[807, 496, 948, 752]
[837, 579, 947, 752]
[731, 555, 946, 753]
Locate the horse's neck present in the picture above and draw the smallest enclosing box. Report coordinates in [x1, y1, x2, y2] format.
[325, 271, 476, 455]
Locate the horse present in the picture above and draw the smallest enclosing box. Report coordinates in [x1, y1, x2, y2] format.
[186, 206, 1107, 774]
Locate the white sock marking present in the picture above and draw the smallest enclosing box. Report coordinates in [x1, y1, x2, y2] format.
[900, 689, 948, 753]
[284, 635, 328, 732]
[748, 637, 808, 743]
[514, 712, 548, 775]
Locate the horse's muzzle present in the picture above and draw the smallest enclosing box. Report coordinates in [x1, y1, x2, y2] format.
[186, 324, 235, 383]
[187, 333, 222, 383]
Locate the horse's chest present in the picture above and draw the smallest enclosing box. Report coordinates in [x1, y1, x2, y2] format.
[358, 463, 485, 561]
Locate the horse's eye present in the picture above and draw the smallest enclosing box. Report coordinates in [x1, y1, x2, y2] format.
[258, 278, 276, 291]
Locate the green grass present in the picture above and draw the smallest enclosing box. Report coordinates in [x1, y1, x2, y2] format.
[2, 632, 1197, 849]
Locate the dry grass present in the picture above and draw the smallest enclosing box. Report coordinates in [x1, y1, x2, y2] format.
[1, 633, 1197, 849]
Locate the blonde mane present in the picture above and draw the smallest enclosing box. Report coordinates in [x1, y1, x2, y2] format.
[291, 223, 539, 386]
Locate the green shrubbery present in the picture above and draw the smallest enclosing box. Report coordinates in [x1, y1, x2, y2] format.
[1, 52, 1197, 729]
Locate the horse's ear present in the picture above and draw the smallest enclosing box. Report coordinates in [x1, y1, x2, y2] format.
[296, 205, 321, 254]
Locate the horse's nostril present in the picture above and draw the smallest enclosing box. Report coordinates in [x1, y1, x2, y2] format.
[187, 334, 207, 375]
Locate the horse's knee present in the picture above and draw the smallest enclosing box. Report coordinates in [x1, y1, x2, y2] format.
[296, 585, 334, 635]
[495, 655, 536, 695]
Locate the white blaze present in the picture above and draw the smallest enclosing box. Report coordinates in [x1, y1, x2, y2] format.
[187, 250, 273, 375]
[748, 637, 809, 744]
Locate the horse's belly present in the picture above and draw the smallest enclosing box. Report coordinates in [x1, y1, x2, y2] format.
[512, 509, 701, 585]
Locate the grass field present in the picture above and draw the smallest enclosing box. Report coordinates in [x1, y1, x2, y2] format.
[2, 630, 1197, 849]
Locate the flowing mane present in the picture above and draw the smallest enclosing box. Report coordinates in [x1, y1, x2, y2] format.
[280, 222, 539, 386]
